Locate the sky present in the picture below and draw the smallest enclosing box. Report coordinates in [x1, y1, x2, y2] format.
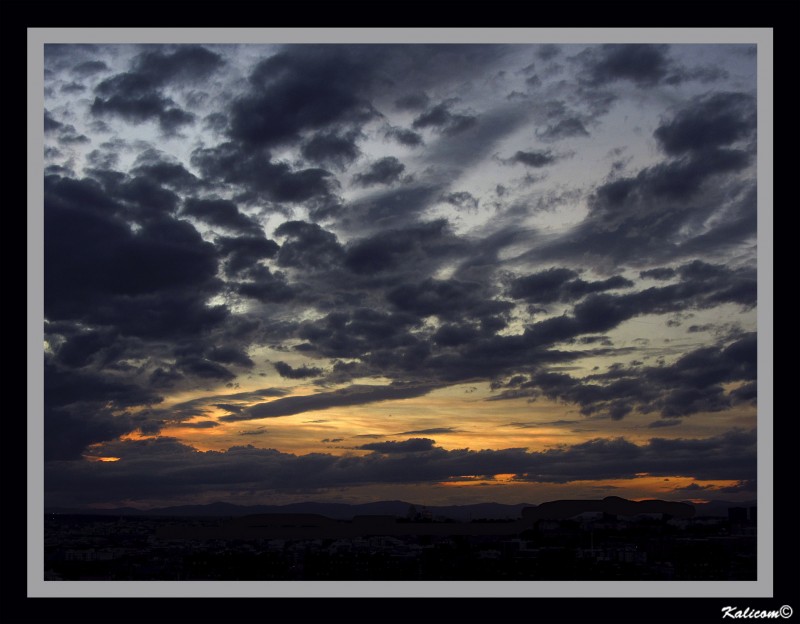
[41, 42, 759, 510]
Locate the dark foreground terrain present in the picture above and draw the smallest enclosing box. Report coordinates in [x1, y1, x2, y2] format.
[43, 498, 756, 581]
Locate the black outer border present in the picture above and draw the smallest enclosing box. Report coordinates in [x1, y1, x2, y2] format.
[7, 1, 798, 622]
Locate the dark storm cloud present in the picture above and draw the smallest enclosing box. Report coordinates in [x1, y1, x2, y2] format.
[54, 329, 119, 368]
[357, 438, 436, 453]
[640, 267, 676, 281]
[60, 81, 86, 94]
[491, 333, 756, 420]
[537, 45, 560, 61]
[352, 157, 406, 187]
[441, 192, 479, 211]
[220, 383, 438, 421]
[508, 150, 557, 168]
[534, 140, 755, 266]
[45, 112, 91, 146]
[274, 221, 345, 271]
[182, 198, 262, 235]
[45, 406, 141, 462]
[215, 235, 279, 276]
[45, 360, 161, 411]
[180, 420, 220, 429]
[648, 419, 682, 428]
[228, 47, 378, 149]
[273, 361, 324, 379]
[191, 143, 335, 204]
[207, 346, 254, 368]
[507, 267, 575, 301]
[91, 86, 195, 133]
[398, 427, 459, 435]
[300, 130, 362, 169]
[339, 184, 442, 233]
[45, 428, 755, 505]
[176, 357, 236, 381]
[130, 153, 202, 192]
[161, 388, 289, 420]
[653, 92, 756, 156]
[412, 101, 478, 136]
[71, 60, 108, 77]
[580, 44, 673, 86]
[577, 45, 735, 94]
[384, 125, 424, 147]
[45, 175, 222, 325]
[95, 173, 182, 223]
[44, 359, 164, 460]
[601, 150, 750, 204]
[90, 46, 223, 133]
[57, 128, 91, 145]
[235, 267, 296, 303]
[536, 117, 589, 141]
[433, 323, 482, 347]
[42, 175, 243, 397]
[387, 277, 513, 322]
[342, 220, 460, 275]
[86, 150, 119, 170]
[509, 269, 634, 304]
[44, 110, 62, 132]
[134, 45, 225, 83]
[394, 92, 430, 110]
[296, 308, 422, 360]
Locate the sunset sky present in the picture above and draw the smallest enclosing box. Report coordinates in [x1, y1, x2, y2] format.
[41, 41, 759, 510]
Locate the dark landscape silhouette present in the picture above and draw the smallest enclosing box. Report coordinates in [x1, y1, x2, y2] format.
[44, 497, 756, 581]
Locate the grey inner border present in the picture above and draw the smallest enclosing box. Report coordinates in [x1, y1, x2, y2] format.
[27, 27, 774, 599]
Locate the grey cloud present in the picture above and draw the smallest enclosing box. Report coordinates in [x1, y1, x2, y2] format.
[394, 92, 430, 110]
[509, 150, 557, 168]
[654, 92, 756, 156]
[228, 47, 377, 149]
[274, 220, 345, 271]
[640, 267, 676, 280]
[221, 383, 438, 421]
[441, 192, 479, 211]
[207, 346, 254, 368]
[398, 427, 459, 435]
[301, 130, 362, 170]
[580, 44, 672, 86]
[44, 110, 62, 133]
[384, 126, 424, 147]
[191, 143, 335, 204]
[357, 438, 437, 453]
[412, 101, 478, 136]
[60, 82, 86, 94]
[508, 268, 633, 304]
[182, 197, 262, 235]
[215, 235, 279, 276]
[45, 428, 755, 505]
[491, 333, 756, 420]
[90, 46, 223, 133]
[352, 156, 405, 187]
[273, 361, 324, 379]
[71, 60, 109, 77]
[180, 421, 220, 429]
[536, 117, 589, 141]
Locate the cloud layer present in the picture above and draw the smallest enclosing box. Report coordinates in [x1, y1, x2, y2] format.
[42, 42, 758, 507]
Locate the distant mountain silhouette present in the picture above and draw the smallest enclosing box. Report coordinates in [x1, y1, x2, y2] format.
[151, 496, 703, 540]
[42, 495, 748, 522]
[46, 500, 536, 521]
[523, 496, 695, 520]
